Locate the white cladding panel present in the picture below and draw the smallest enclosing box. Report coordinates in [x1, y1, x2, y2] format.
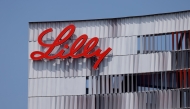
[28, 77, 86, 97]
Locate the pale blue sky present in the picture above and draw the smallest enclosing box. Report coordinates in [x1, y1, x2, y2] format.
[1, 1, 190, 109]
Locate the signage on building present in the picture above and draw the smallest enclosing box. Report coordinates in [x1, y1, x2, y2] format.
[30, 24, 112, 69]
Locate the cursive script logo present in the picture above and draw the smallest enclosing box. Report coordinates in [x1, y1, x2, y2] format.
[30, 24, 112, 69]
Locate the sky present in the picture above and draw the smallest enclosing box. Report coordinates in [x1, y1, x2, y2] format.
[1, 0, 190, 109]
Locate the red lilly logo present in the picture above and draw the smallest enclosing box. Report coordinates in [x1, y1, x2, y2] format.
[30, 24, 112, 69]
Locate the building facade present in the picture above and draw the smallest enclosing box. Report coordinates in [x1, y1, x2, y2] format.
[28, 10, 190, 109]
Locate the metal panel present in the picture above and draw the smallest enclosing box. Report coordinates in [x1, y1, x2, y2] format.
[28, 11, 190, 109]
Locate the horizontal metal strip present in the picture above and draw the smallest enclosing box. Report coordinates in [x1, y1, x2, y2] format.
[28, 89, 187, 109]
[28, 51, 172, 78]
[29, 11, 190, 41]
